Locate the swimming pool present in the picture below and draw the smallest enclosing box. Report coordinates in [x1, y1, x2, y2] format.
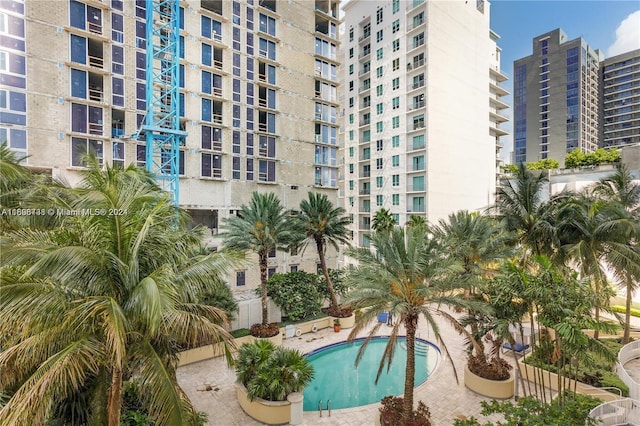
[303, 336, 440, 411]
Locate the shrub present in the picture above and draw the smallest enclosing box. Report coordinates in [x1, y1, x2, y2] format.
[231, 328, 251, 338]
[327, 305, 353, 318]
[467, 354, 512, 381]
[236, 340, 314, 402]
[316, 268, 350, 300]
[379, 396, 431, 426]
[261, 271, 323, 321]
[454, 392, 602, 426]
[200, 281, 238, 321]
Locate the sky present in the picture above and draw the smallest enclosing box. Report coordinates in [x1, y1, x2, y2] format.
[488, 0, 640, 161]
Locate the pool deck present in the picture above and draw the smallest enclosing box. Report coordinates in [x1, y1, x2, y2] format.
[177, 308, 508, 425]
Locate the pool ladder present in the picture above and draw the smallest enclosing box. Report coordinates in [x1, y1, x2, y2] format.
[318, 399, 331, 417]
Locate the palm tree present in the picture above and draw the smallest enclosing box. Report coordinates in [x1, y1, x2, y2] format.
[555, 190, 640, 339]
[0, 163, 241, 425]
[406, 214, 426, 229]
[295, 192, 351, 312]
[221, 191, 294, 329]
[592, 165, 640, 343]
[494, 164, 556, 259]
[0, 143, 31, 231]
[345, 226, 475, 425]
[432, 211, 514, 356]
[371, 208, 395, 234]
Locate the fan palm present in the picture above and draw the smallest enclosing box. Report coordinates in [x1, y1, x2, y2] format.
[371, 208, 395, 234]
[221, 191, 294, 327]
[294, 192, 351, 311]
[0, 163, 242, 425]
[345, 226, 476, 425]
[406, 214, 427, 229]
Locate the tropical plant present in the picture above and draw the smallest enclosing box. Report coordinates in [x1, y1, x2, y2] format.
[261, 271, 323, 321]
[564, 148, 621, 169]
[379, 396, 431, 426]
[554, 189, 638, 339]
[592, 165, 640, 343]
[294, 192, 351, 315]
[235, 340, 314, 402]
[432, 211, 514, 373]
[345, 226, 477, 425]
[0, 163, 242, 426]
[527, 158, 560, 170]
[494, 164, 557, 260]
[406, 214, 427, 229]
[371, 208, 396, 234]
[221, 191, 294, 334]
[454, 392, 602, 426]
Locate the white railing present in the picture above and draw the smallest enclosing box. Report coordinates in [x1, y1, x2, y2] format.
[589, 398, 640, 425]
[618, 340, 640, 400]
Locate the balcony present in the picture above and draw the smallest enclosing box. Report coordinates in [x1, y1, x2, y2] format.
[407, 58, 425, 71]
[359, 188, 370, 195]
[490, 80, 510, 96]
[407, 80, 425, 92]
[408, 100, 425, 111]
[406, 0, 425, 12]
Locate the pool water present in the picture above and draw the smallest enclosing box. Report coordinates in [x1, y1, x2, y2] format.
[303, 336, 439, 411]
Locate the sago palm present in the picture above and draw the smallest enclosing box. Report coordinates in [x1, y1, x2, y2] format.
[295, 192, 351, 312]
[221, 191, 294, 328]
[0, 163, 241, 426]
[345, 226, 476, 425]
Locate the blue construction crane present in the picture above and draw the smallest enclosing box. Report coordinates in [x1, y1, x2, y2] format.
[143, 0, 186, 205]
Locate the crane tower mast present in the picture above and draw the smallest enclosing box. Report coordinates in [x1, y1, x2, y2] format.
[143, 0, 185, 204]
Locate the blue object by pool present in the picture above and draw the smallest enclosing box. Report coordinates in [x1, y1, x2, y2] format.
[303, 336, 440, 411]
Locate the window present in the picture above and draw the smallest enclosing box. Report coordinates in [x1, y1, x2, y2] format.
[392, 135, 400, 147]
[111, 12, 124, 43]
[259, 38, 276, 60]
[376, 103, 383, 115]
[412, 33, 424, 49]
[259, 159, 276, 182]
[376, 121, 383, 133]
[259, 13, 276, 36]
[349, 27, 354, 41]
[202, 16, 222, 41]
[412, 176, 424, 191]
[376, 66, 383, 78]
[201, 153, 222, 178]
[349, 47, 354, 58]
[393, 0, 400, 13]
[376, 85, 383, 96]
[392, 194, 399, 205]
[376, 48, 383, 60]
[69, 0, 102, 35]
[413, 134, 425, 149]
[349, 147, 354, 157]
[376, 7, 383, 24]
[412, 155, 425, 171]
[376, 195, 383, 206]
[376, 30, 383, 42]
[1, 127, 26, 157]
[376, 139, 383, 151]
[376, 158, 383, 169]
[392, 155, 399, 167]
[392, 174, 399, 186]
[392, 58, 400, 71]
[392, 39, 400, 52]
[392, 97, 400, 109]
[112, 45, 124, 74]
[392, 116, 400, 128]
[112, 77, 124, 107]
[71, 137, 103, 167]
[392, 78, 400, 90]
[349, 64, 354, 75]
[236, 271, 246, 287]
[71, 103, 102, 135]
[112, 141, 124, 168]
[376, 176, 383, 188]
[392, 19, 400, 33]
[349, 180, 354, 190]
[290, 265, 298, 272]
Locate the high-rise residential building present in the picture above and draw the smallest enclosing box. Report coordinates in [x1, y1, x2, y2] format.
[513, 28, 602, 164]
[341, 0, 508, 247]
[600, 49, 640, 148]
[0, 0, 341, 312]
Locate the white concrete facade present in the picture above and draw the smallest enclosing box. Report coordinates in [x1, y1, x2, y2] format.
[341, 0, 507, 246]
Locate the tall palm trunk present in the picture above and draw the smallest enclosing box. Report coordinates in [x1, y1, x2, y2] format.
[624, 273, 633, 344]
[316, 239, 338, 309]
[402, 313, 418, 425]
[107, 368, 123, 426]
[259, 251, 269, 326]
